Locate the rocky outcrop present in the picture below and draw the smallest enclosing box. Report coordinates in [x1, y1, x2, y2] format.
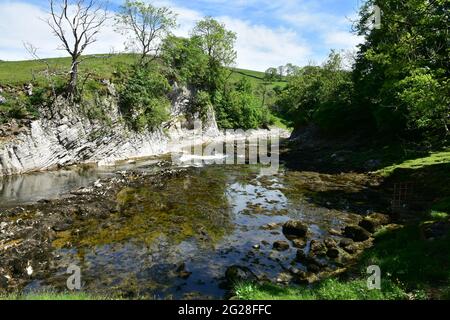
[0, 83, 221, 176]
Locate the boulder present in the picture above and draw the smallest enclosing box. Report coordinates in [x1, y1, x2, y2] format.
[324, 237, 337, 249]
[421, 221, 450, 240]
[273, 240, 290, 251]
[343, 225, 371, 242]
[339, 238, 354, 248]
[294, 271, 319, 285]
[282, 220, 308, 239]
[309, 240, 327, 256]
[326, 248, 340, 259]
[225, 265, 257, 284]
[359, 213, 390, 233]
[0, 95, 6, 105]
[292, 238, 306, 248]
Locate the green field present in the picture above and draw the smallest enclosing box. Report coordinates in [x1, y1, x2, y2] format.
[0, 55, 286, 89]
[0, 54, 137, 86]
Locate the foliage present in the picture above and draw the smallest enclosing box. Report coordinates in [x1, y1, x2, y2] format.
[161, 35, 209, 86]
[276, 51, 358, 133]
[191, 17, 237, 92]
[215, 78, 273, 129]
[118, 65, 170, 131]
[115, 0, 177, 65]
[353, 0, 449, 141]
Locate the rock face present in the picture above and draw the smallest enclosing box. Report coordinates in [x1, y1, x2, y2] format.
[0, 84, 220, 176]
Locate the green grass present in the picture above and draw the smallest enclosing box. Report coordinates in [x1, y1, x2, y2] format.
[236, 222, 449, 300]
[235, 278, 408, 300]
[375, 150, 450, 177]
[236, 187, 450, 301]
[0, 54, 137, 86]
[230, 67, 287, 89]
[0, 56, 287, 89]
[0, 291, 114, 300]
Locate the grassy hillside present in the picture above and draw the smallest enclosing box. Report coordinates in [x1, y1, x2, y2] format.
[0, 54, 137, 86]
[231, 67, 287, 89]
[0, 55, 286, 89]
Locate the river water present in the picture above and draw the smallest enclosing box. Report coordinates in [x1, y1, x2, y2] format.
[0, 149, 362, 299]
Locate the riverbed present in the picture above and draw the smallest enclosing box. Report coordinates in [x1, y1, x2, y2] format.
[0, 149, 377, 299]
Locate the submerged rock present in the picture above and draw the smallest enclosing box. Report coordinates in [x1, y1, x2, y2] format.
[291, 238, 306, 248]
[282, 220, 308, 239]
[272, 240, 290, 251]
[326, 248, 340, 259]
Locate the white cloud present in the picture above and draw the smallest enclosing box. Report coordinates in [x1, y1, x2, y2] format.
[0, 1, 126, 61]
[0, 0, 363, 71]
[219, 17, 311, 71]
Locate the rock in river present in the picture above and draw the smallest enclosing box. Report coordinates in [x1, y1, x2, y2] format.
[343, 225, 371, 242]
[225, 265, 257, 284]
[359, 213, 390, 233]
[282, 220, 308, 239]
[272, 240, 290, 251]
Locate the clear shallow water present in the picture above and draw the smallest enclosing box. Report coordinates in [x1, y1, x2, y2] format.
[2, 156, 358, 299]
[0, 158, 164, 207]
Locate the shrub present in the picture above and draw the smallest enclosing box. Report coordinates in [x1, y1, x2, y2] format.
[119, 66, 171, 131]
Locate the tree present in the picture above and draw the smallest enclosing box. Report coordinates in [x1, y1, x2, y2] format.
[45, 0, 108, 97]
[353, 0, 449, 139]
[161, 35, 208, 85]
[115, 0, 177, 66]
[264, 68, 278, 82]
[284, 63, 299, 77]
[191, 17, 236, 91]
[277, 66, 285, 78]
[191, 17, 237, 67]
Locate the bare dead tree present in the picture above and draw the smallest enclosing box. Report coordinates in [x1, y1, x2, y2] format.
[45, 0, 108, 97]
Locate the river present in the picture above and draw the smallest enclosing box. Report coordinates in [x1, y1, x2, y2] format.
[0, 146, 366, 299]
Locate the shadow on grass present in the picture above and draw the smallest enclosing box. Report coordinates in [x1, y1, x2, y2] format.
[299, 162, 450, 218]
[355, 221, 450, 298]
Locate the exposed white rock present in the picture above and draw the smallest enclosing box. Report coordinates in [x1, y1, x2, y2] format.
[0, 83, 289, 176]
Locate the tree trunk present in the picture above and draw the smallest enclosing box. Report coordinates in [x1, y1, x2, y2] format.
[67, 58, 78, 97]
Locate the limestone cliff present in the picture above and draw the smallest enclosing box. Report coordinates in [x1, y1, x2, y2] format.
[0, 83, 219, 176]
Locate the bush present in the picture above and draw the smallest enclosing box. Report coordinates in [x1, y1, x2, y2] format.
[119, 66, 171, 131]
[215, 78, 269, 130]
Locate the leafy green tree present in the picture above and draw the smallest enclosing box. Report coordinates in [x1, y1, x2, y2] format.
[215, 78, 271, 129]
[161, 35, 209, 86]
[353, 0, 449, 140]
[275, 51, 356, 133]
[191, 17, 237, 91]
[264, 68, 278, 82]
[115, 0, 177, 66]
[119, 65, 171, 131]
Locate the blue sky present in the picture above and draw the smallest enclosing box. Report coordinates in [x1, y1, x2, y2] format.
[0, 0, 365, 70]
